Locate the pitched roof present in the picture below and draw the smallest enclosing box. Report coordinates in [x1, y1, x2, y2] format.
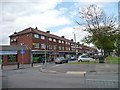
[9, 27, 75, 43]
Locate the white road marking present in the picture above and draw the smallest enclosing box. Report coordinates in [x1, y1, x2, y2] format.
[52, 64, 65, 67]
[66, 71, 86, 74]
[34, 65, 42, 67]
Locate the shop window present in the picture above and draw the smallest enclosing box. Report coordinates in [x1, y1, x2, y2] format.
[8, 55, 17, 62]
[0, 55, 2, 63]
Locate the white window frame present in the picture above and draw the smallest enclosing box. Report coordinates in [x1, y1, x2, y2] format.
[34, 34, 39, 38]
[59, 40, 61, 43]
[34, 43, 39, 48]
[62, 41, 64, 44]
[53, 39, 56, 42]
[49, 38, 52, 41]
[41, 35, 45, 40]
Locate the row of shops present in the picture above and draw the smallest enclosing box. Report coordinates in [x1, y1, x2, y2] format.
[0, 45, 76, 65]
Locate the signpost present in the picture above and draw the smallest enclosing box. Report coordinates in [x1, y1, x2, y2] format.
[41, 43, 47, 67]
[20, 48, 25, 68]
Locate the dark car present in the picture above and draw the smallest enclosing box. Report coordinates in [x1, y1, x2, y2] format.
[54, 57, 68, 64]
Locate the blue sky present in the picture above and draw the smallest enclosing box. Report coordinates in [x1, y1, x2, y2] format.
[0, 0, 119, 46]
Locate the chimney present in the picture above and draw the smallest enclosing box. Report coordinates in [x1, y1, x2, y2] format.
[14, 32, 17, 34]
[46, 31, 50, 33]
[35, 27, 38, 30]
[71, 39, 73, 41]
[61, 36, 64, 38]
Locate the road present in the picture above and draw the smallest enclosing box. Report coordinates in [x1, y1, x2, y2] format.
[1, 63, 119, 88]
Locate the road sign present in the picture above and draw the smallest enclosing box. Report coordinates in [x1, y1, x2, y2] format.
[20, 49, 25, 54]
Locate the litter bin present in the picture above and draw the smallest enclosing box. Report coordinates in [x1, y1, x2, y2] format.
[99, 55, 105, 63]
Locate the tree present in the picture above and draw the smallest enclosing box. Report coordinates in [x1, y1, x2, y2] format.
[76, 4, 118, 57]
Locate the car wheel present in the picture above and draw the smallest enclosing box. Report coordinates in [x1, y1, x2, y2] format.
[79, 60, 82, 62]
[55, 62, 57, 64]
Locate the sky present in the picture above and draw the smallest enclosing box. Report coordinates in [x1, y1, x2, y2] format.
[0, 0, 119, 47]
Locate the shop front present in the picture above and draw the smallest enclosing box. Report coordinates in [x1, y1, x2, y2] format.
[0, 50, 17, 65]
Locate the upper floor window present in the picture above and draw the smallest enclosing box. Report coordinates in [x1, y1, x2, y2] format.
[48, 45, 52, 49]
[58, 40, 61, 43]
[34, 34, 39, 38]
[62, 47, 64, 50]
[66, 42, 68, 44]
[53, 39, 56, 42]
[59, 46, 61, 50]
[34, 43, 39, 48]
[10, 39, 14, 42]
[62, 41, 64, 44]
[68, 43, 70, 45]
[49, 38, 52, 41]
[53, 45, 57, 50]
[41, 35, 45, 40]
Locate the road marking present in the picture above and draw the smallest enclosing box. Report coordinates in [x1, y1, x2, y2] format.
[49, 70, 57, 73]
[66, 71, 86, 74]
[34, 65, 42, 67]
[52, 64, 65, 67]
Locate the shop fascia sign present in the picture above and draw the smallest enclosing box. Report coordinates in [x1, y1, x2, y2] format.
[0, 51, 17, 55]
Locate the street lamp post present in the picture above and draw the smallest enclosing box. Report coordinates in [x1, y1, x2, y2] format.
[73, 32, 77, 60]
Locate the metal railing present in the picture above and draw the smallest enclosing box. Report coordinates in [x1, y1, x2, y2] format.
[84, 79, 118, 88]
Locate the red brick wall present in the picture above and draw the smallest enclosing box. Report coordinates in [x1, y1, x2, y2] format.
[10, 33, 33, 49]
[18, 50, 30, 64]
[2, 55, 8, 64]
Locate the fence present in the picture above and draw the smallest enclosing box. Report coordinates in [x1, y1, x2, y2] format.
[84, 79, 118, 88]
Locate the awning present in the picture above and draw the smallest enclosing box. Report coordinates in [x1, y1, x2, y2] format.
[0, 51, 17, 55]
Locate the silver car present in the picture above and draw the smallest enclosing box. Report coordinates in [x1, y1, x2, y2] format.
[78, 55, 95, 62]
[54, 57, 68, 64]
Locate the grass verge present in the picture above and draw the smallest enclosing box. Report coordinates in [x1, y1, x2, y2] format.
[68, 56, 120, 64]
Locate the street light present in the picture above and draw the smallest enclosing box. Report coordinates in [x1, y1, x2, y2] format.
[72, 32, 77, 60]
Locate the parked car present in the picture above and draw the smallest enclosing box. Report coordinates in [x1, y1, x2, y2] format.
[78, 55, 95, 62]
[54, 57, 68, 64]
[70, 56, 76, 61]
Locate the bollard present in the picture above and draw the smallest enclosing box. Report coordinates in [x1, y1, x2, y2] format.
[1, 63, 3, 70]
[17, 62, 19, 69]
[31, 62, 33, 67]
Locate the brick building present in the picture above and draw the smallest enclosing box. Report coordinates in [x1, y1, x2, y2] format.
[9, 27, 97, 63]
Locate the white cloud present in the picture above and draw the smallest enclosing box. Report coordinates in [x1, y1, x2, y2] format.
[0, 0, 71, 45]
[15, 10, 71, 28]
[53, 26, 89, 42]
[74, 0, 119, 2]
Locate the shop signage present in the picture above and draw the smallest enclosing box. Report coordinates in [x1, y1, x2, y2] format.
[0, 51, 17, 55]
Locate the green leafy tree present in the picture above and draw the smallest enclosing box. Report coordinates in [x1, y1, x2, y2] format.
[76, 4, 118, 57]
